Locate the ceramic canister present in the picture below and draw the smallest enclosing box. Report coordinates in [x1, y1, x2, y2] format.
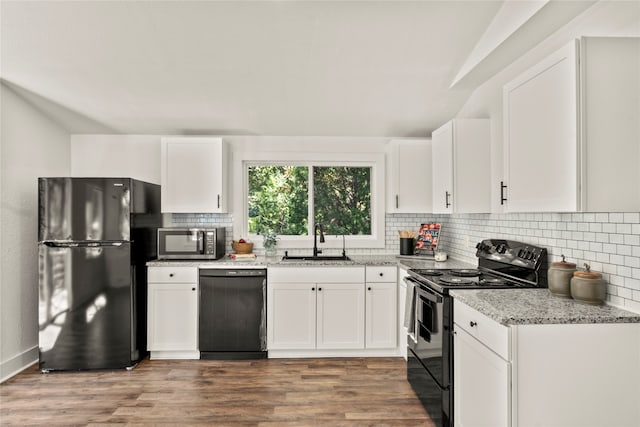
[570, 263, 606, 305]
[548, 255, 576, 298]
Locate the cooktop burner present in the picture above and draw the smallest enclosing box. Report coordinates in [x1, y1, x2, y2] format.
[480, 277, 507, 286]
[413, 269, 443, 276]
[449, 269, 481, 277]
[439, 276, 475, 285]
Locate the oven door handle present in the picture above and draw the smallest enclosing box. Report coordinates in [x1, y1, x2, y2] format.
[404, 276, 443, 304]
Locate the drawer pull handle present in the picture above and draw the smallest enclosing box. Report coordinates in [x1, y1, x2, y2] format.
[469, 321, 477, 327]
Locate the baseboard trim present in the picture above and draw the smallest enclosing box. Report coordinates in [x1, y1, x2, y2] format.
[0, 346, 38, 383]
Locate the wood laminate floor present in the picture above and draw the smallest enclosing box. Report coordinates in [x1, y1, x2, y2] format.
[0, 357, 434, 426]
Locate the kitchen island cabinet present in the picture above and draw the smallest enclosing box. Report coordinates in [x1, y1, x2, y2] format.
[160, 137, 228, 213]
[147, 266, 199, 359]
[452, 290, 640, 427]
[431, 119, 491, 214]
[502, 37, 640, 212]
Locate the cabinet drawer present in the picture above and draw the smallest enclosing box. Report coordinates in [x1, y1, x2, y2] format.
[454, 300, 509, 360]
[148, 266, 197, 283]
[365, 266, 397, 283]
[269, 267, 364, 283]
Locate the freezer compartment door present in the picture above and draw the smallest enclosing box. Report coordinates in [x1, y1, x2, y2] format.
[38, 242, 140, 370]
[38, 177, 133, 242]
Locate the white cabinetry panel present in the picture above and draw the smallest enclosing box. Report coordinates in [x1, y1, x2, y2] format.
[161, 137, 227, 213]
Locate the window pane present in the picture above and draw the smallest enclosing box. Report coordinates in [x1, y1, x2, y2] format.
[314, 167, 372, 235]
[248, 166, 309, 236]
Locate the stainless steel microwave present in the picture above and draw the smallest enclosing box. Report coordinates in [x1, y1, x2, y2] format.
[157, 228, 226, 260]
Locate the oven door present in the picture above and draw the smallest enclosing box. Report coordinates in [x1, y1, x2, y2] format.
[408, 280, 449, 389]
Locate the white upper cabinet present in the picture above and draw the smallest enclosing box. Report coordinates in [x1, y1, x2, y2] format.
[431, 119, 491, 214]
[160, 137, 228, 213]
[387, 139, 432, 213]
[503, 37, 640, 212]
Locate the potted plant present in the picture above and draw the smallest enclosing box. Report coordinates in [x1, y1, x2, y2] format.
[261, 229, 278, 257]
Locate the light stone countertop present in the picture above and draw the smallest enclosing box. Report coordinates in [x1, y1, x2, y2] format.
[450, 288, 640, 325]
[147, 254, 475, 270]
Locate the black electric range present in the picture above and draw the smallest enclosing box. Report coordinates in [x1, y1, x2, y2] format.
[405, 239, 547, 427]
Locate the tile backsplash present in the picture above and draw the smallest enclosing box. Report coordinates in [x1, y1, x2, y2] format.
[170, 211, 640, 311]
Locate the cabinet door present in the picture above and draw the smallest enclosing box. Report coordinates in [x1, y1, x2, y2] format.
[161, 137, 226, 213]
[267, 283, 317, 350]
[454, 326, 510, 427]
[147, 282, 198, 352]
[316, 283, 365, 349]
[432, 121, 454, 213]
[503, 40, 579, 212]
[365, 282, 397, 349]
[388, 139, 432, 213]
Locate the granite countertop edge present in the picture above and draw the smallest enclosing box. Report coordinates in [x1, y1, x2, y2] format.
[450, 288, 640, 326]
[147, 254, 475, 269]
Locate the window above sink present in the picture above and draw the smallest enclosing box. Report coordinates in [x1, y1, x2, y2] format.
[232, 151, 386, 249]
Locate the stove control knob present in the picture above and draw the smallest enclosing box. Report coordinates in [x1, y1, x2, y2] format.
[497, 244, 507, 254]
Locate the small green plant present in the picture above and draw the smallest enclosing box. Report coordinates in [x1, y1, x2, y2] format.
[261, 229, 278, 250]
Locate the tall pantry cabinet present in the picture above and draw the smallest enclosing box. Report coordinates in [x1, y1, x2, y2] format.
[502, 37, 640, 212]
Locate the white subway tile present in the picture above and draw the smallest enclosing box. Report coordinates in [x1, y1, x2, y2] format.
[625, 277, 640, 290]
[610, 234, 624, 244]
[617, 223, 633, 234]
[602, 223, 616, 233]
[610, 213, 624, 223]
[623, 213, 640, 223]
[618, 266, 633, 277]
[624, 234, 640, 246]
[618, 245, 632, 256]
[610, 254, 625, 265]
[625, 256, 640, 268]
[595, 213, 609, 223]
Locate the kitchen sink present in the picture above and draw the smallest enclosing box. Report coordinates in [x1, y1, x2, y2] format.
[281, 255, 352, 261]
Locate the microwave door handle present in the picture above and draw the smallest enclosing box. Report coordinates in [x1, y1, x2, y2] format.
[197, 231, 204, 254]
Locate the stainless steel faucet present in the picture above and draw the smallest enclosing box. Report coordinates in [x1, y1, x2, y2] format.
[313, 223, 325, 257]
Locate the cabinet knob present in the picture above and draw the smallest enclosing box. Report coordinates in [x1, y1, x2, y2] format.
[318, 287, 322, 291]
[311, 287, 315, 291]
[379, 272, 384, 277]
[368, 287, 372, 291]
[169, 273, 174, 277]
[192, 287, 196, 291]
[470, 321, 477, 327]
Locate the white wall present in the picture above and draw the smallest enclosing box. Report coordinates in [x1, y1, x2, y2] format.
[0, 83, 71, 382]
[71, 135, 161, 184]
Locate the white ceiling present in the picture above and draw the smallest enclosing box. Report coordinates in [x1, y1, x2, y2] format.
[0, 1, 596, 137]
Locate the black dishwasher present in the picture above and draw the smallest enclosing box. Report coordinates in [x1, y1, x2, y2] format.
[198, 269, 267, 359]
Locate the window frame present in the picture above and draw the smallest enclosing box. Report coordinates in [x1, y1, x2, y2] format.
[233, 151, 385, 249]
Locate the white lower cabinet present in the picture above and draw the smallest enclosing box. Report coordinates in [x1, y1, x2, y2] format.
[454, 299, 640, 427]
[317, 283, 365, 349]
[268, 266, 397, 357]
[267, 282, 317, 349]
[365, 266, 397, 349]
[147, 266, 199, 359]
[454, 326, 510, 427]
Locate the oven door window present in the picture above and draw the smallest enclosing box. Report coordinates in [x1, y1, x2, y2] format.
[413, 288, 445, 388]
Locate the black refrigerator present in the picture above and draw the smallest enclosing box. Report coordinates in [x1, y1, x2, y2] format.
[38, 177, 161, 371]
